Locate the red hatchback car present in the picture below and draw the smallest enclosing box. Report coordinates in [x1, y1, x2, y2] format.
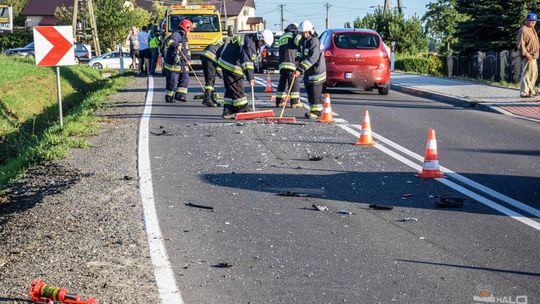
[320, 28, 391, 94]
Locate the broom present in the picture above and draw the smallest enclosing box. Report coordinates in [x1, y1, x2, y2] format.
[265, 74, 298, 123]
[235, 79, 275, 120]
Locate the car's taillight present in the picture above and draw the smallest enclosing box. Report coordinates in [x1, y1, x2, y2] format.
[262, 48, 267, 59]
[324, 50, 334, 63]
[380, 49, 389, 59]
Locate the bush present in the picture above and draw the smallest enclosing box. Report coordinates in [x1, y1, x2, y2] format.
[395, 56, 429, 74]
[427, 54, 445, 76]
[0, 29, 33, 51]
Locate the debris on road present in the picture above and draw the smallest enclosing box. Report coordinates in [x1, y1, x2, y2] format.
[216, 164, 229, 168]
[150, 129, 174, 136]
[338, 210, 354, 215]
[29, 279, 98, 304]
[185, 202, 215, 210]
[212, 262, 233, 268]
[308, 155, 324, 161]
[312, 204, 329, 212]
[123, 175, 134, 181]
[435, 196, 465, 208]
[401, 193, 413, 199]
[399, 217, 418, 222]
[278, 191, 310, 197]
[369, 204, 394, 210]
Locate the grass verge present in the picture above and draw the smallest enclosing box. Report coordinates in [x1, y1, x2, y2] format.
[0, 55, 132, 189]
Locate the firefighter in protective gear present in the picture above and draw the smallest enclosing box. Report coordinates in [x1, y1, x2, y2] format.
[163, 19, 192, 103]
[276, 23, 303, 108]
[294, 20, 326, 119]
[201, 40, 225, 107]
[218, 29, 274, 119]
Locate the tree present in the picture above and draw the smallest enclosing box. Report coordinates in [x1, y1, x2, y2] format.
[94, 0, 150, 51]
[422, 0, 466, 53]
[151, 0, 167, 24]
[455, 0, 539, 52]
[353, 8, 428, 54]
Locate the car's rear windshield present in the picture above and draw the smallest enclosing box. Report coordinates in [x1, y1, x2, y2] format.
[333, 33, 379, 49]
[169, 14, 220, 32]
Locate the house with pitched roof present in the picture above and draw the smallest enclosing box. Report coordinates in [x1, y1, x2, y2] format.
[21, 0, 72, 27]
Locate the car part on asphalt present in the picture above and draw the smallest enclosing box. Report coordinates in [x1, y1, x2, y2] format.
[308, 155, 324, 161]
[435, 196, 465, 208]
[278, 191, 310, 197]
[369, 204, 394, 210]
[312, 204, 329, 212]
[185, 202, 215, 210]
[29, 279, 98, 304]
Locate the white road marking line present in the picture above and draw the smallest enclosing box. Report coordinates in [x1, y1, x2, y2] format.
[353, 127, 540, 219]
[338, 124, 540, 231]
[139, 76, 184, 304]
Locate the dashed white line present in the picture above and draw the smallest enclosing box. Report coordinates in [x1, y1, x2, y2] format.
[139, 76, 184, 303]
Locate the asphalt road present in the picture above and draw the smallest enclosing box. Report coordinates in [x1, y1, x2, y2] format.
[146, 72, 539, 304]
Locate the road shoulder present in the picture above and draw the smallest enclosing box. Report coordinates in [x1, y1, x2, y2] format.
[0, 76, 160, 303]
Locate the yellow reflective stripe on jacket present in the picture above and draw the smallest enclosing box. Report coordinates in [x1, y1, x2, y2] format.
[279, 62, 296, 70]
[279, 33, 293, 46]
[202, 50, 217, 62]
[241, 61, 254, 70]
[218, 58, 243, 76]
[300, 60, 312, 70]
[223, 96, 248, 107]
[294, 34, 302, 46]
[308, 72, 326, 83]
[275, 91, 287, 98]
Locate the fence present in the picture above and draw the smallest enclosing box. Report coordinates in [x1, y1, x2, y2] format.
[446, 50, 527, 83]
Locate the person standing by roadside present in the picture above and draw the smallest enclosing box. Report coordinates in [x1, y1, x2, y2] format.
[518, 13, 540, 98]
[276, 23, 303, 108]
[125, 26, 139, 70]
[148, 24, 160, 75]
[138, 25, 150, 75]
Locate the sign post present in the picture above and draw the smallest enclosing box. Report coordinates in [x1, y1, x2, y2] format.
[33, 26, 76, 128]
[390, 41, 396, 72]
[0, 4, 13, 32]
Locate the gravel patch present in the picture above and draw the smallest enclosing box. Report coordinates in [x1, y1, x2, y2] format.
[0, 76, 160, 304]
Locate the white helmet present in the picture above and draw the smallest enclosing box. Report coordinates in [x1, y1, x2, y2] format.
[258, 29, 274, 47]
[299, 20, 314, 34]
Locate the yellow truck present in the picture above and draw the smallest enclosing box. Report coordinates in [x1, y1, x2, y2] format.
[162, 4, 224, 66]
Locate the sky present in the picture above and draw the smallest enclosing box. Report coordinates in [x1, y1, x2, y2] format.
[255, 0, 432, 33]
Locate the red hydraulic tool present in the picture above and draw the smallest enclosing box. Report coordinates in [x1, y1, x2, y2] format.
[29, 279, 98, 304]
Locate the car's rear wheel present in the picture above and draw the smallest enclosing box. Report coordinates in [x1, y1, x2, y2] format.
[378, 86, 389, 95]
[92, 62, 103, 70]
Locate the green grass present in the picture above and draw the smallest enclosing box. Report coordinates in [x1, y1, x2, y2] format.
[0, 55, 132, 189]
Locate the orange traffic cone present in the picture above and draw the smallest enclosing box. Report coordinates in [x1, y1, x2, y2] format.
[319, 93, 335, 123]
[417, 129, 446, 178]
[264, 74, 274, 93]
[354, 109, 374, 146]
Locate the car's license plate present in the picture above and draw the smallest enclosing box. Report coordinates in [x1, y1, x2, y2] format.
[345, 72, 352, 79]
[191, 59, 202, 65]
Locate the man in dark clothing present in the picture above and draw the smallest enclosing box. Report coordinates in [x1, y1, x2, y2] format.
[276, 23, 303, 108]
[217, 29, 274, 119]
[201, 40, 225, 107]
[294, 20, 326, 119]
[163, 19, 192, 103]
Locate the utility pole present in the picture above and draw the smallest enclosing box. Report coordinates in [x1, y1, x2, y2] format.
[383, 0, 391, 15]
[325, 2, 331, 29]
[72, 0, 101, 56]
[397, 0, 403, 13]
[279, 4, 286, 32]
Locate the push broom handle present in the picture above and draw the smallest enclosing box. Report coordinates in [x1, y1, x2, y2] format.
[251, 82, 256, 111]
[179, 50, 205, 92]
[279, 74, 297, 118]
